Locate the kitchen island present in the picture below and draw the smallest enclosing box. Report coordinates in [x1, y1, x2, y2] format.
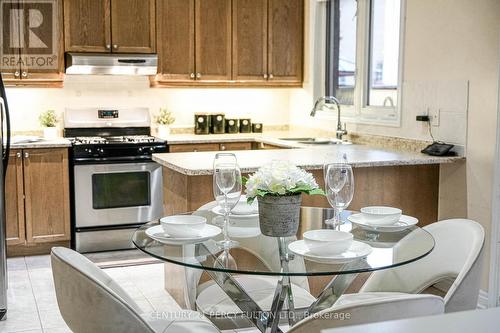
[153, 144, 464, 226]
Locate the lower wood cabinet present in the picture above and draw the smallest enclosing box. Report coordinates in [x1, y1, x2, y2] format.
[6, 148, 71, 256]
[168, 142, 253, 153]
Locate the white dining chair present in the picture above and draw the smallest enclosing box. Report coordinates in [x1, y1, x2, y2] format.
[287, 293, 445, 332]
[355, 218, 485, 313]
[51, 247, 220, 333]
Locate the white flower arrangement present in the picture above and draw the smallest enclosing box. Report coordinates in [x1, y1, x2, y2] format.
[243, 160, 325, 203]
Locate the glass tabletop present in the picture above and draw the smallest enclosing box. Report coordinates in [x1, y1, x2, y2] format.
[132, 206, 434, 277]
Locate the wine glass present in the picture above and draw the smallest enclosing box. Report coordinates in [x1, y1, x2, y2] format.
[213, 154, 242, 261]
[324, 163, 354, 228]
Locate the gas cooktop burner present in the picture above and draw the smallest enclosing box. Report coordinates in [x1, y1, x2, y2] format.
[71, 135, 158, 145]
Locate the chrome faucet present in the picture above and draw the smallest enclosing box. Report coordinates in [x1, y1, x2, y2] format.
[310, 96, 347, 140]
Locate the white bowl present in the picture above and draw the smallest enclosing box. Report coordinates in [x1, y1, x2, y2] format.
[360, 206, 402, 226]
[160, 215, 207, 238]
[303, 230, 353, 256]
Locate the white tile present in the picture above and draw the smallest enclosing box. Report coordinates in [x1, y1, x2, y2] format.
[43, 327, 72, 333]
[0, 310, 42, 332]
[38, 309, 68, 330]
[24, 256, 51, 270]
[7, 257, 27, 272]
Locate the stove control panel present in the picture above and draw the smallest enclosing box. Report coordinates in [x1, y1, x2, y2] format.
[98, 110, 119, 119]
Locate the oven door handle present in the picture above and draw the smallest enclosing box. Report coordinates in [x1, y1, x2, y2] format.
[73, 156, 153, 164]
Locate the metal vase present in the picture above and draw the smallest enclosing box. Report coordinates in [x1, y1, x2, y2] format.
[257, 194, 302, 237]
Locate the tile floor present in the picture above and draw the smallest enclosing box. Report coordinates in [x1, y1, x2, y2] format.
[1, 255, 182, 333]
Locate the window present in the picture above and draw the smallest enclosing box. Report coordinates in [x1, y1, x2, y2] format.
[325, 0, 404, 125]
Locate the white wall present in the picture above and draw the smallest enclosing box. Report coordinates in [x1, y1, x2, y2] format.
[5, 75, 292, 132]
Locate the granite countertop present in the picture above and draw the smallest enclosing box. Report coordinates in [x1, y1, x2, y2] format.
[10, 137, 72, 149]
[152, 144, 463, 176]
[157, 131, 318, 148]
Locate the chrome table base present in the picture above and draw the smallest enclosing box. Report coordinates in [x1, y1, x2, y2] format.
[200, 239, 362, 333]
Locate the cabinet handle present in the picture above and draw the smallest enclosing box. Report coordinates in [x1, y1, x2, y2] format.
[220, 145, 226, 151]
[14, 71, 20, 78]
[106, 44, 111, 50]
[22, 71, 27, 78]
[113, 44, 118, 49]
[24, 152, 29, 159]
[263, 74, 268, 79]
[196, 73, 201, 79]
[190, 73, 195, 79]
[16, 152, 21, 158]
[193, 149, 198, 152]
[269, 74, 274, 79]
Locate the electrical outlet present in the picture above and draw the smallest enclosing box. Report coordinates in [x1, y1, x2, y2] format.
[430, 108, 440, 127]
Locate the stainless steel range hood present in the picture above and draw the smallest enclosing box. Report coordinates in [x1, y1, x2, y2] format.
[65, 53, 157, 75]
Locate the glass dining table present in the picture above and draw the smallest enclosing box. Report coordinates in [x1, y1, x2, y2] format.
[132, 205, 435, 333]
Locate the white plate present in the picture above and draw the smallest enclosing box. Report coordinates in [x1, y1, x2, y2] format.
[145, 224, 221, 245]
[212, 197, 259, 218]
[288, 240, 372, 264]
[348, 213, 418, 232]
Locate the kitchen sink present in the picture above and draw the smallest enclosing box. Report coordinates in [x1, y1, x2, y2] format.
[279, 137, 352, 145]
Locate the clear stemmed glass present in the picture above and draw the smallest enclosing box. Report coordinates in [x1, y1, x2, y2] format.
[213, 153, 242, 252]
[324, 163, 354, 228]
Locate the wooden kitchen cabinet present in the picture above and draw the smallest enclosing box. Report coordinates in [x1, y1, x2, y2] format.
[195, 0, 232, 81]
[5, 150, 25, 246]
[268, 0, 304, 83]
[1, 0, 64, 87]
[168, 142, 253, 153]
[156, 0, 195, 81]
[6, 148, 71, 256]
[110, 0, 156, 53]
[232, 0, 268, 82]
[64, 0, 155, 53]
[154, 0, 304, 87]
[64, 0, 110, 52]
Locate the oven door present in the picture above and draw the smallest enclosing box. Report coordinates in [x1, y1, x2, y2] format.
[74, 162, 163, 228]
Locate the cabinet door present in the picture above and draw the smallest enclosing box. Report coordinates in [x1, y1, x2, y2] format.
[232, 0, 267, 82]
[268, 0, 303, 82]
[23, 149, 70, 244]
[219, 142, 253, 151]
[64, 0, 111, 52]
[110, 0, 156, 53]
[195, 0, 232, 81]
[5, 150, 25, 246]
[169, 143, 221, 153]
[19, 0, 64, 85]
[0, 0, 21, 83]
[156, 0, 195, 81]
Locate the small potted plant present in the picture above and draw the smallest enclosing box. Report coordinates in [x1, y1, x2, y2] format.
[155, 108, 175, 137]
[39, 110, 58, 139]
[243, 161, 325, 237]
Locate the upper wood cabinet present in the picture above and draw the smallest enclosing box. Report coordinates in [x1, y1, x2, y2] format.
[195, 0, 232, 81]
[156, 0, 195, 81]
[110, 0, 156, 53]
[154, 0, 304, 87]
[64, 0, 110, 52]
[1, 0, 64, 87]
[64, 0, 156, 53]
[232, 0, 268, 82]
[268, 0, 303, 82]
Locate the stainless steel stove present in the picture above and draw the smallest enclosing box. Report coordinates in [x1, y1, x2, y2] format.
[64, 107, 167, 253]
